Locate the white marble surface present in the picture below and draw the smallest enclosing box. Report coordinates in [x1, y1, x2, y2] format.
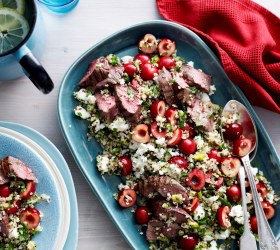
[0, 0, 279, 249]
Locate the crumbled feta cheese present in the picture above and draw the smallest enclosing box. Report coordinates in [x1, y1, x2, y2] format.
[194, 205, 205, 220]
[215, 229, 230, 239]
[9, 228, 18, 239]
[108, 116, 130, 132]
[74, 89, 96, 104]
[74, 106, 91, 119]
[121, 55, 133, 64]
[97, 155, 110, 173]
[155, 138, 166, 145]
[229, 205, 244, 224]
[246, 192, 253, 204]
[27, 241, 36, 250]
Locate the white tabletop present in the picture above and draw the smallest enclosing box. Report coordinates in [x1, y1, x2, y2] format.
[0, 1, 279, 249]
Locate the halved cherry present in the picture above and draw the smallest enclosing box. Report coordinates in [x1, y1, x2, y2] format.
[261, 201, 275, 220]
[167, 128, 182, 146]
[20, 208, 40, 230]
[233, 137, 252, 157]
[20, 181, 36, 200]
[215, 177, 224, 189]
[168, 156, 188, 169]
[132, 124, 150, 143]
[165, 107, 178, 126]
[158, 38, 176, 56]
[179, 138, 197, 156]
[124, 62, 137, 77]
[250, 215, 258, 233]
[205, 172, 224, 189]
[118, 189, 137, 208]
[0, 184, 11, 197]
[256, 182, 268, 199]
[158, 56, 176, 69]
[226, 184, 241, 203]
[134, 53, 150, 66]
[138, 34, 157, 54]
[217, 206, 231, 228]
[135, 206, 149, 224]
[221, 157, 241, 178]
[5, 200, 21, 214]
[208, 149, 222, 164]
[223, 122, 243, 141]
[178, 235, 198, 250]
[185, 197, 199, 212]
[140, 63, 159, 81]
[151, 122, 167, 139]
[182, 122, 196, 138]
[150, 100, 166, 118]
[118, 156, 132, 176]
[185, 169, 205, 191]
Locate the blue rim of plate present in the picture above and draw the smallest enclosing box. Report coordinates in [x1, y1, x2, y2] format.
[0, 121, 79, 250]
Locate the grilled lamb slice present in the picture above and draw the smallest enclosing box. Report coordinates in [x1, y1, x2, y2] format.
[158, 67, 177, 105]
[79, 57, 111, 87]
[107, 66, 124, 85]
[187, 98, 215, 132]
[181, 65, 212, 92]
[1, 156, 36, 181]
[171, 76, 195, 105]
[0, 164, 9, 184]
[0, 213, 9, 236]
[95, 91, 119, 121]
[114, 85, 141, 122]
[151, 200, 192, 224]
[146, 220, 180, 241]
[138, 176, 189, 204]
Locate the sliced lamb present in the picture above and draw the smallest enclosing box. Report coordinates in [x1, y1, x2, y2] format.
[158, 67, 177, 105]
[138, 176, 189, 204]
[187, 98, 215, 132]
[79, 57, 111, 88]
[114, 85, 141, 123]
[95, 91, 119, 121]
[146, 219, 180, 241]
[151, 200, 192, 224]
[1, 156, 36, 181]
[0, 163, 9, 184]
[107, 66, 124, 85]
[0, 213, 9, 236]
[181, 65, 212, 92]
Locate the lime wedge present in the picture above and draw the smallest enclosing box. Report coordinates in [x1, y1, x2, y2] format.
[0, 0, 25, 15]
[0, 8, 29, 55]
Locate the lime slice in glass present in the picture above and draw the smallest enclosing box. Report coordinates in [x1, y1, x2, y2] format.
[0, 8, 29, 55]
[0, 0, 25, 15]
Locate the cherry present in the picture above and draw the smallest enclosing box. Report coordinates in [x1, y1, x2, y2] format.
[20, 208, 41, 230]
[118, 156, 132, 176]
[223, 122, 243, 141]
[185, 197, 199, 212]
[178, 235, 198, 250]
[158, 38, 176, 56]
[185, 169, 205, 191]
[182, 123, 195, 138]
[150, 100, 166, 118]
[179, 138, 197, 156]
[226, 184, 241, 203]
[208, 149, 222, 163]
[256, 182, 268, 199]
[205, 172, 224, 189]
[6, 200, 21, 214]
[261, 201, 275, 220]
[135, 206, 149, 224]
[168, 156, 188, 169]
[124, 62, 137, 77]
[118, 189, 137, 208]
[20, 181, 36, 200]
[167, 128, 183, 146]
[233, 137, 252, 157]
[0, 184, 11, 197]
[158, 56, 176, 69]
[132, 124, 150, 143]
[165, 107, 178, 126]
[134, 53, 150, 66]
[221, 157, 241, 178]
[151, 122, 167, 139]
[140, 63, 159, 81]
[250, 215, 258, 233]
[217, 206, 231, 228]
[138, 34, 157, 54]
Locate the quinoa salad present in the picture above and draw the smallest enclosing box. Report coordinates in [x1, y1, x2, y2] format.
[73, 33, 279, 250]
[0, 156, 50, 250]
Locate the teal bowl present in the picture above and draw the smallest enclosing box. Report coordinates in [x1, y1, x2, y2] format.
[57, 20, 280, 249]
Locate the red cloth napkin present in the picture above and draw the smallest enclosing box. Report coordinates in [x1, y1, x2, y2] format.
[156, 0, 280, 114]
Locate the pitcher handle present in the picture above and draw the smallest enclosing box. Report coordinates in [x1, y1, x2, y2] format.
[15, 46, 54, 94]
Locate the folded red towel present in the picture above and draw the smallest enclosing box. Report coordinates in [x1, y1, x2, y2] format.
[157, 0, 280, 114]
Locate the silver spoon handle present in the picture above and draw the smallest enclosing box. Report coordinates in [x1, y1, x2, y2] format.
[242, 155, 279, 250]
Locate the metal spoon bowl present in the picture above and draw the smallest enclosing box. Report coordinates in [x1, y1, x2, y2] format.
[222, 100, 279, 250]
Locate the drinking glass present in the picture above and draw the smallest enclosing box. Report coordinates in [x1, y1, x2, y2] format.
[37, 0, 79, 14]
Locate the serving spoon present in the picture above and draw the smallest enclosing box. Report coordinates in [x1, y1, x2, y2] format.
[222, 100, 279, 250]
